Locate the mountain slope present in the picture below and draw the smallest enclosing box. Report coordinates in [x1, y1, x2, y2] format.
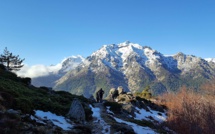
[54, 42, 215, 97]
[31, 55, 84, 87]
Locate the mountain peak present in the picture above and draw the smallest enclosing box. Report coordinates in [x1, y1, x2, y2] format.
[91, 41, 161, 60]
[60, 55, 85, 72]
[118, 41, 143, 49]
[92, 41, 143, 57]
[175, 52, 185, 56]
[121, 40, 131, 45]
[88, 42, 162, 75]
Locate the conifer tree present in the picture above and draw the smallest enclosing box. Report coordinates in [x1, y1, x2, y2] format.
[0, 47, 25, 71]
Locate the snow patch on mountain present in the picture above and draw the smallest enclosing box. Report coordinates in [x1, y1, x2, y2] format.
[82, 41, 191, 79]
[60, 55, 84, 73]
[90, 105, 111, 134]
[173, 53, 202, 73]
[54, 41, 215, 96]
[89, 42, 215, 75]
[113, 117, 157, 134]
[135, 107, 167, 123]
[31, 110, 73, 130]
[89, 41, 160, 74]
[104, 42, 211, 75]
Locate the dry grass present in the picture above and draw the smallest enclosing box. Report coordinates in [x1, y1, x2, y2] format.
[158, 84, 215, 134]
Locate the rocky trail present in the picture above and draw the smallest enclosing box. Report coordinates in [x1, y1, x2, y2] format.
[90, 102, 140, 134]
[90, 103, 111, 134]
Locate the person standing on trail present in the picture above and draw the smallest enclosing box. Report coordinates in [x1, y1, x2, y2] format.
[99, 88, 104, 103]
[96, 90, 100, 103]
[96, 88, 104, 103]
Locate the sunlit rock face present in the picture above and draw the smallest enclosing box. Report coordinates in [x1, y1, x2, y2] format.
[54, 42, 215, 97]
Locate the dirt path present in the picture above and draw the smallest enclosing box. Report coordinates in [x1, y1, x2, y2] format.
[90, 103, 111, 134]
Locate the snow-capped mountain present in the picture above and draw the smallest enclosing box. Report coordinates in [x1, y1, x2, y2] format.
[59, 55, 85, 73]
[54, 42, 215, 97]
[31, 55, 85, 87]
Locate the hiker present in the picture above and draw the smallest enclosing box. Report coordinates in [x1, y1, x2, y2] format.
[96, 90, 100, 102]
[99, 88, 104, 102]
[96, 88, 104, 103]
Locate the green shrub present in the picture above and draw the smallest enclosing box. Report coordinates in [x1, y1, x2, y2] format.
[0, 91, 15, 108]
[19, 77, 31, 86]
[135, 85, 152, 99]
[0, 68, 92, 117]
[14, 98, 33, 113]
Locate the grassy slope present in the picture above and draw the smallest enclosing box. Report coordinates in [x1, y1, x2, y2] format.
[0, 67, 90, 116]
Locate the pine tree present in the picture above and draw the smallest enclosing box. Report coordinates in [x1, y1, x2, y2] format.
[0, 47, 25, 71]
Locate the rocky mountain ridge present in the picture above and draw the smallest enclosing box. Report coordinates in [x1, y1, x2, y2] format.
[54, 42, 215, 98]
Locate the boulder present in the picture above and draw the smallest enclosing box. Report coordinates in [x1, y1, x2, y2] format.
[117, 94, 135, 104]
[126, 92, 132, 95]
[67, 98, 85, 123]
[109, 88, 116, 95]
[117, 86, 124, 94]
[106, 88, 119, 101]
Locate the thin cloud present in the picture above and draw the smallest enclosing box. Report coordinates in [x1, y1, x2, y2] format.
[17, 55, 84, 78]
[17, 63, 62, 78]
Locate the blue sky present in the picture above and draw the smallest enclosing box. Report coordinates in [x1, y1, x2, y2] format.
[0, 0, 215, 66]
